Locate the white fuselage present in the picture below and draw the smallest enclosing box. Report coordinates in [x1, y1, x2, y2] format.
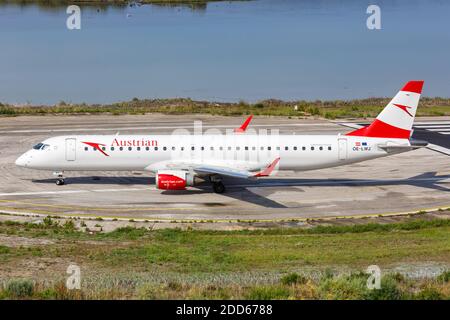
[15, 134, 409, 173]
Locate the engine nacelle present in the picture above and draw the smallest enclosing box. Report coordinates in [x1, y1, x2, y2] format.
[156, 170, 197, 190]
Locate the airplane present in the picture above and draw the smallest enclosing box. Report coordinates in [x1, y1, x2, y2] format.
[15, 80, 427, 194]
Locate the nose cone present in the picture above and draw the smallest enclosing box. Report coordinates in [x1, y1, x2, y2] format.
[15, 154, 28, 167]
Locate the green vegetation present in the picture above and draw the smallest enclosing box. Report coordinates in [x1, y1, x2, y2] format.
[5, 279, 34, 299]
[2, 97, 449, 119]
[0, 217, 449, 299]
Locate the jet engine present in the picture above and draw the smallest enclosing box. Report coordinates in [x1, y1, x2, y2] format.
[156, 170, 198, 190]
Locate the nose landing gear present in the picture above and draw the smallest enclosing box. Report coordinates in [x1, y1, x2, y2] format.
[53, 172, 65, 186]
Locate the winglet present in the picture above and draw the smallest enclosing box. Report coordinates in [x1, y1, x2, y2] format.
[234, 115, 253, 133]
[254, 157, 280, 177]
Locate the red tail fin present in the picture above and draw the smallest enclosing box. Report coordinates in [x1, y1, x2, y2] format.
[346, 81, 424, 139]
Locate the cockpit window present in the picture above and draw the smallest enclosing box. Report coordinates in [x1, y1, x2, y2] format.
[33, 143, 44, 150]
[32, 143, 50, 150]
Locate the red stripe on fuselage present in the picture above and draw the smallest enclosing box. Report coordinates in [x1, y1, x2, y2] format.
[345, 119, 410, 139]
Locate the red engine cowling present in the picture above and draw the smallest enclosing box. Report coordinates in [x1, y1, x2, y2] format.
[156, 170, 196, 190]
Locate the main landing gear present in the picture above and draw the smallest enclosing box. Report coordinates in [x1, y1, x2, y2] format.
[210, 175, 226, 194]
[212, 181, 226, 194]
[53, 172, 65, 186]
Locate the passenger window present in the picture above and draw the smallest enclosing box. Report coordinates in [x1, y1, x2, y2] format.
[302, 147, 306, 151]
[260, 147, 264, 150]
[328, 146, 332, 151]
[163, 147, 167, 151]
[311, 146, 315, 151]
[155, 147, 158, 151]
[111, 147, 115, 151]
[228, 147, 232, 151]
[319, 146, 323, 151]
[236, 147, 240, 151]
[102, 147, 106, 151]
[268, 147, 271, 151]
[146, 147, 150, 151]
[201, 147, 204, 151]
[172, 147, 175, 151]
[276, 146, 280, 151]
[191, 147, 194, 151]
[252, 147, 256, 151]
[120, 147, 123, 151]
[137, 147, 141, 151]
[294, 146, 297, 151]
[85, 147, 88, 151]
[211, 147, 214, 151]
[245, 146, 248, 151]
[128, 147, 132, 151]
[285, 146, 289, 151]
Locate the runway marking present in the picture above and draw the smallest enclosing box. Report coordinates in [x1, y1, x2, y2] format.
[414, 125, 450, 128]
[1, 204, 449, 223]
[427, 128, 450, 132]
[0, 187, 154, 197]
[0, 203, 207, 212]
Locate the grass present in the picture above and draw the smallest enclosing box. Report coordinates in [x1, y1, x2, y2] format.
[1, 97, 450, 119]
[0, 217, 449, 299]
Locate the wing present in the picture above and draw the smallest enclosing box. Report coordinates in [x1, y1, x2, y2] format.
[146, 157, 280, 180]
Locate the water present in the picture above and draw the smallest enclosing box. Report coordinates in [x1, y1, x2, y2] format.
[0, 0, 449, 104]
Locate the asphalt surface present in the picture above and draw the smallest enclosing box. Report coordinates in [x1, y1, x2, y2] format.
[0, 114, 449, 222]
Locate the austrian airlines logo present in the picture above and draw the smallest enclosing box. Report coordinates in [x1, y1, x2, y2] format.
[82, 142, 109, 156]
[393, 103, 413, 117]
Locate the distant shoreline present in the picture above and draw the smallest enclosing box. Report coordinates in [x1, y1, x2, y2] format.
[0, 0, 233, 5]
[1, 97, 449, 119]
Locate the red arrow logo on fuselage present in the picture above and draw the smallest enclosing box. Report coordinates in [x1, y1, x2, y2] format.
[393, 103, 413, 117]
[82, 142, 109, 156]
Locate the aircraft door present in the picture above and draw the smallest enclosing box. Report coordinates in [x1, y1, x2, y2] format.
[65, 138, 76, 161]
[338, 138, 347, 160]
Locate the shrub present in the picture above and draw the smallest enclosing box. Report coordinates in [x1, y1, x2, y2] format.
[6, 279, 34, 298]
[280, 273, 307, 285]
[319, 274, 367, 299]
[0, 245, 11, 254]
[363, 275, 403, 300]
[414, 287, 443, 300]
[437, 270, 450, 283]
[43, 216, 54, 226]
[63, 219, 75, 230]
[246, 286, 290, 300]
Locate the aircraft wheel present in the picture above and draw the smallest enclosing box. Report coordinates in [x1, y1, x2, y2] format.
[56, 179, 65, 186]
[213, 182, 226, 194]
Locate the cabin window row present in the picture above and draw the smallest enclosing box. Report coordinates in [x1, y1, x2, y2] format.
[84, 146, 332, 152]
